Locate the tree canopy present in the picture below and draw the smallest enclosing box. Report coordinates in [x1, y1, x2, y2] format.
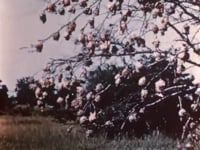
[20, 0, 200, 148]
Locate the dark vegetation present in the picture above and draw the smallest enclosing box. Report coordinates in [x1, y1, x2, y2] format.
[0, 80, 8, 111]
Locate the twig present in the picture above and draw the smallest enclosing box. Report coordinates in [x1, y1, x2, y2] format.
[146, 86, 197, 108]
[181, 117, 192, 141]
[163, 84, 187, 93]
[41, 0, 100, 42]
[145, 62, 171, 89]
[97, 84, 111, 95]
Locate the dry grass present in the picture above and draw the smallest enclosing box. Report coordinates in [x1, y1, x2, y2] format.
[0, 115, 197, 150]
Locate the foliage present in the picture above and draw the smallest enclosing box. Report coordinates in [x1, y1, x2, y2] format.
[0, 80, 8, 111]
[15, 77, 37, 106]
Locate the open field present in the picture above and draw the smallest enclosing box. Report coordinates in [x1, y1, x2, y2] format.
[0, 115, 198, 150]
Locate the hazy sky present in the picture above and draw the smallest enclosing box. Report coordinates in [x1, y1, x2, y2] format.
[1, 0, 200, 92]
[0, 0, 76, 91]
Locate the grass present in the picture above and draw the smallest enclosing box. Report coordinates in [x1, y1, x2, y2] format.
[0, 115, 198, 150]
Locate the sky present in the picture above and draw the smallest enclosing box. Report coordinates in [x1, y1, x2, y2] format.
[0, 0, 76, 91]
[1, 0, 200, 92]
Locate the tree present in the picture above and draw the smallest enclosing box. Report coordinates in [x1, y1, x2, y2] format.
[0, 80, 8, 111]
[22, 0, 200, 147]
[15, 76, 37, 106]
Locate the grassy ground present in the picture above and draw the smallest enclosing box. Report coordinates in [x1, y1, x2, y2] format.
[0, 115, 194, 150]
